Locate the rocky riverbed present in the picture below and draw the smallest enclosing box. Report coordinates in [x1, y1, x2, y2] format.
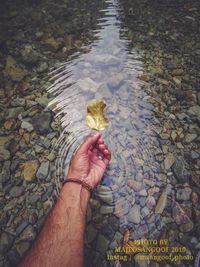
[0, 0, 200, 267]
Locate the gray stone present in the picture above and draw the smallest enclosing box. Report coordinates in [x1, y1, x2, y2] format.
[37, 62, 48, 73]
[21, 120, 34, 132]
[16, 220, 29, 236]
[172, 156, 187, 182]
[6, 107, 24, 119]
[191, 150, 199, 159]
[0, 161, 11, 183]
[16, 241, 30, 256]
[32, 112, 51, 134]
[96, 234, 110, 254]
[36, 161, 50, 180]
[0, 232, 14, 253]
[197, 93, 200, 105]
[0, 146, 10, 161]
[19, 225, 36, 241]
[128, 204, 141, 224]
[176, 188, 192, 201]
[185, 133, 197, 143]
[87, 225, 98, 243]
[97, 185, 113, 205]
[21, 45, 39, 65]
[100, 205, 114, 214]
[10, 186, 24, 197]
[188, 105, 200, 119]
[164, 153, 175, 169]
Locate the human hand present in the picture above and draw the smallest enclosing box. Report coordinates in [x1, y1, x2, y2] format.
[67, 132, 111, 188]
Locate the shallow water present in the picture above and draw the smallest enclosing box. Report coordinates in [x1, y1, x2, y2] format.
[0, 0, 199, 266]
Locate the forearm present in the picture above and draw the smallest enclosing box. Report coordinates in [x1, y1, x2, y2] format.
[19, 182, 90, 267]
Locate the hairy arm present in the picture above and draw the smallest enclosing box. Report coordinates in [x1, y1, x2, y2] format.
[19, 133, 111, 267]
[19, 183, 89, 267]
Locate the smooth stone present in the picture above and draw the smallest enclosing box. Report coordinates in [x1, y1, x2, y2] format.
[6, 107, 24, 119]
[155, 190, 167, 214]
[191, 151, 199, 159]
[100, 205, 114, 214]
[87, 225, 98, 243]
[21, 45, 39, 65]
[164, 153, 175, 169]
[10, 186, 24, 197]
[5, 55, 27, 81]
[179, 222, 194, 233]
[0, 161, 11, 183]
[128, 205, 141, 224]
[23, 160, 39, 181]
[21, 121, 34, 132]
[0, 232, 14, 254]
[31, 112, 51, 134]
[35, 94, 50, 107]
[176, 188, 192, 201]
[15, 241, 30, 257]
[185, 133, 197, 143]
[19, 225, 36, 241]
[138, 189, 147, 196]
[127, 180, 143, 192]
[36, 161, 50, 180]
[188, 105, 200, 119]
[97, 186, 113, 205]
[78, 77, 101, 92]
[0, 146, 10, 161]
[96, 234, 110, 254]
[172, 156, 187, 182]
[16, 220, 29, 236]
[197, 93, 200, 105]
[146, 196, 156, 208]
[37, 62, 48, 73]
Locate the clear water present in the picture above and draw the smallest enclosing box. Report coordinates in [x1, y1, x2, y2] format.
[0, 0, 199, 266]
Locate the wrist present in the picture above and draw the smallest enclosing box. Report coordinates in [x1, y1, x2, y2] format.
[61, 181, 90, 215]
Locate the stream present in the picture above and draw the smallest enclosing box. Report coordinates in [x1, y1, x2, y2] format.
[0, 0, 200, 266]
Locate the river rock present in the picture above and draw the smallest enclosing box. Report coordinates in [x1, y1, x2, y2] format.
[100, 205, 114, 214]
[179, 222, 194, 233]
[97, 186, 113, 205]
[0, 232, 14, 254]
[164, 153, 175, 169]
[36, 161, 50, 180]
[128, 205, 141, 224]
[172, 156, 187, 182]
[5, 55, 27, 82]
[31, 112, 51, 134]
[188, 105, 200, 119]
[23, 160, 39, 181]
[87, 225, 98, 243]
[176, 188, 192, 201]
[21, 45, 39, 65]
[21, 120, 34, 132]
[155, 190, 167, 214]
[0, 145, 10, 161]
[15, 241, 30, 257]
[10, 186, 24, 197]
[19, 225, 36, 241]
[0, 161, 11, 183]
[96, 234, 110, 254]
[185, 133, 197, 143]
[37, 62, 48, 73]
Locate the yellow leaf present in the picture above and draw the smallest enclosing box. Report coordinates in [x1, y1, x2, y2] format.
[86, 99, 109, 131]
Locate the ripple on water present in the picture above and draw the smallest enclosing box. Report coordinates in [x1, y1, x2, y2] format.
[47, 0, 172, 259]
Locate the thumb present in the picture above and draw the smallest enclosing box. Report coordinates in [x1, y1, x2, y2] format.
[79, 132, 101, 153]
